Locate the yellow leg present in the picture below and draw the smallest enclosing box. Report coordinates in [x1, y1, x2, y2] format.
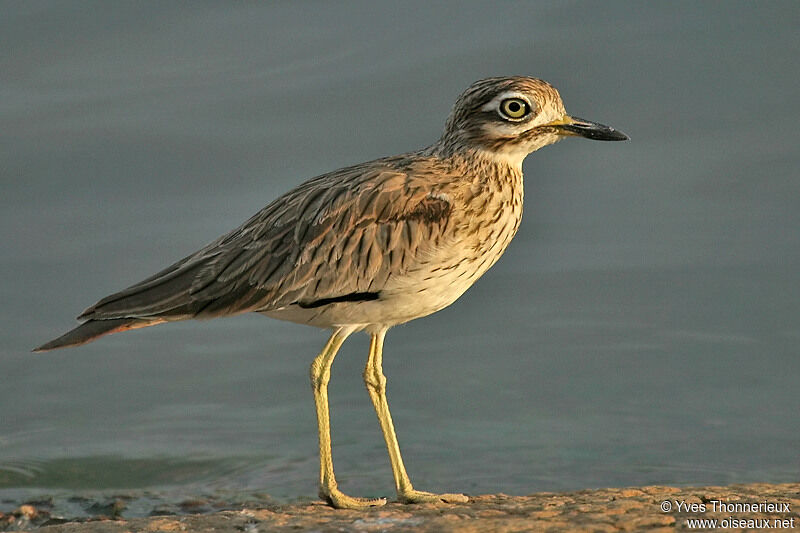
[363, 328, 468, 505]
[310, 327, 386, 509]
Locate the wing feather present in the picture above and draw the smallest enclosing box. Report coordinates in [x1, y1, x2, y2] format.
[80, 155, 455, 321]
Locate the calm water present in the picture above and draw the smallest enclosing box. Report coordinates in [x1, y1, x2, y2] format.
[2, 1, 798, 515]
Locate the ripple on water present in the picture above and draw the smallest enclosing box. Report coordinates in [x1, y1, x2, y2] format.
[0, 455, 293, 521]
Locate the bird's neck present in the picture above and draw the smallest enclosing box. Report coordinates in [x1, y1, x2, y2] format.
[425, 138, 526, 174]
[432, 146, 524, 183]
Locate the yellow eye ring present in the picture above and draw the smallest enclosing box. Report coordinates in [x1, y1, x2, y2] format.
[499, 98, 530, 120]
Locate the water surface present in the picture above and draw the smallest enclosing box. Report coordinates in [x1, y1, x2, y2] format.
[1, 1, 798, 515]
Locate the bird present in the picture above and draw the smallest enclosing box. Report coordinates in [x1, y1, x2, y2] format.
[35, 76, 628, 509]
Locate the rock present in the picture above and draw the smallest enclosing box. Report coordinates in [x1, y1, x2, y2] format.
[17, 483, 800, 533]
[18, 505, 38, 520]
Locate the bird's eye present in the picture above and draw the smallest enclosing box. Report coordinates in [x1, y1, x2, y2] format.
[499, 98, 530, 120]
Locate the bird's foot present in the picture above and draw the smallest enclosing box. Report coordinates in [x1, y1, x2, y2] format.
[321, 487, 387, 509]
[398, 489, 469, 504]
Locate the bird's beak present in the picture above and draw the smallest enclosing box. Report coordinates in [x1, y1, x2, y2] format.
[546, 115, 629, 141]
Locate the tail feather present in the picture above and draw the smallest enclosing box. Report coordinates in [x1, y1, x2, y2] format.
[33, 318, 164, 352]
[78, 259, 209, 320]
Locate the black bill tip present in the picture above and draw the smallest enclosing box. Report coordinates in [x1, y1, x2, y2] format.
[559, 116, 629, 141]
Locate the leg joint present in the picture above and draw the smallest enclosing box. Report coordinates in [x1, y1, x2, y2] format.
[310, 360, 330, 390]
[363, 368, 387, 393]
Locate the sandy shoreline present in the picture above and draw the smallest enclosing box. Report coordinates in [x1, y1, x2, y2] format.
[3, 483, 797, 532]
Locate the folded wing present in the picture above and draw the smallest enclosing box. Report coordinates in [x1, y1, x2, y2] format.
[79, 157, 453, 323]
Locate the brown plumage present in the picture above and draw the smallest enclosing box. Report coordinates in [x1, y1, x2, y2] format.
[35, 76, 627, 509]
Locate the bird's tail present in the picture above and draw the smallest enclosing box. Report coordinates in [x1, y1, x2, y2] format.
[33, 318, 164, 352]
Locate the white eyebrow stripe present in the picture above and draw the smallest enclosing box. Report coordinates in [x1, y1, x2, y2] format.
[480, 91, 534, 112]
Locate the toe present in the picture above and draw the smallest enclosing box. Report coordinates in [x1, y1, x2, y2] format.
[324, 488, 387, 509]
[439, 492, 469, 503]
[399, 489, 468, 504]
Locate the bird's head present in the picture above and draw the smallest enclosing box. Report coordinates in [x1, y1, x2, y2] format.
[437, 76, 628, 166]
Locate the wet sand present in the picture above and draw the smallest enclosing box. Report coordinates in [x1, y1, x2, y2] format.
[3, 483, 797, 532]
